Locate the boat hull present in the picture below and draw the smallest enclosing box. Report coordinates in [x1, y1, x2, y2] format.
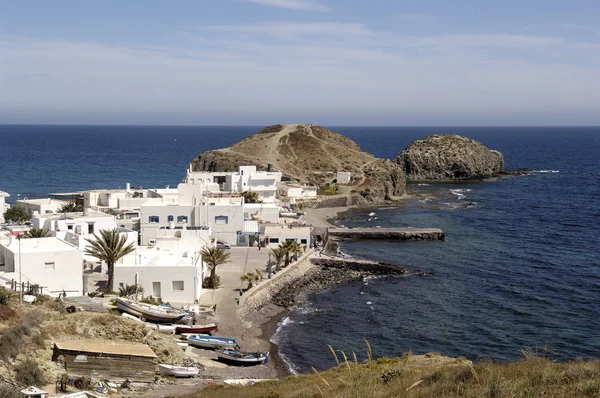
[158, 364, 199, 377]
[116, 298, 185, 324]
[216, 349, 269, 366]
[175, 324, 218, 335]
[187, 335, 238, 350]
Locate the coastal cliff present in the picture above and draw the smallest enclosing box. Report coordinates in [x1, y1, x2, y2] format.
[395, 134, 504, 180]
[191, 124, 406, 203]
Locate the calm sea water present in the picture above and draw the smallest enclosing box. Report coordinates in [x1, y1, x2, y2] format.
[1, 125, 599, 371]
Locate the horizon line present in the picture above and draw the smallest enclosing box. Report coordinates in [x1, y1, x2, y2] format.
[1, 123, 600, 128]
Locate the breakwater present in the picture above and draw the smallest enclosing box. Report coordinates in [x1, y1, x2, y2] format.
[328, 227, 445, 240]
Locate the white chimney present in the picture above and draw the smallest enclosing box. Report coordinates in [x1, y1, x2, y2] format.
[126, 183, 131, 193]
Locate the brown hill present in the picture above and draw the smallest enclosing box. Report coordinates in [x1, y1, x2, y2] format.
[191, 124, 406, 203]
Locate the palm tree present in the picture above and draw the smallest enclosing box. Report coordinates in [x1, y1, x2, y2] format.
[23, 228, 51, 238]
[118, 284, 144, 297]
[240, 272, 261, 290]
[288, 241, 302, 262]
[242, 191, 260, 204]
[270, 247, 285, 272]
[200, 246, 231, 289]
[58, 201, 83, 213]
[279, 240, 296, 267]
[84, 229, 136, 292]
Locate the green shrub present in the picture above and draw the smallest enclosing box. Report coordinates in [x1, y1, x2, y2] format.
[140, 296, 162, 305]
[203, 276, 221, 289]
[14, 360, 45, 387]
[0, 310, 45, 360]
[0, 287, 10, 305]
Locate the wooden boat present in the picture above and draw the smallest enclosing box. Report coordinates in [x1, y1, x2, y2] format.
[115, 297, 186, 324]
[216, 349, 269, 366]
[146, 323, 176, 334]
[187, 335, 239, 350]
[175, 323, 218, 335]
[158, 364, 200, 377]
[121, 312, 143, 322]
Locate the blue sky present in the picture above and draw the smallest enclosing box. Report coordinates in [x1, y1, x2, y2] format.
[1, 0, 599, 125]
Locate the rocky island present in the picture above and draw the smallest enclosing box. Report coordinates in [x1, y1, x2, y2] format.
[395, 134, 505, 180]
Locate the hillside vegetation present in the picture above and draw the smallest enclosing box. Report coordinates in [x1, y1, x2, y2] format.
[184, 348, 600, 398]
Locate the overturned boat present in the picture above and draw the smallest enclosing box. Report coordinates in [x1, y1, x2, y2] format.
[216, 349, 269, 366]
[158, 364, 200, 377]
[187, 335, 239, 350]
[115, 297, 186, 324]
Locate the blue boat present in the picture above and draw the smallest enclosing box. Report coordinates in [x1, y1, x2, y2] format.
[187, 334, 239, 350]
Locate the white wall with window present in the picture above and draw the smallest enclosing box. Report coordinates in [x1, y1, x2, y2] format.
[264, 226, 312, 249]
[0, 237, 83, 297]
[113, 251, 205, 303]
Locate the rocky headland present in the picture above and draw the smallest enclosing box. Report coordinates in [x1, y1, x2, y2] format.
[395, 134, 505, 180]
[191, 124, 406, 205]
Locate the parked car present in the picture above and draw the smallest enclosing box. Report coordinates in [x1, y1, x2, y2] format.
[216, 240, 231, 249]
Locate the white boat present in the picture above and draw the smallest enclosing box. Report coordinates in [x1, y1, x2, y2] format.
[368, 212, 376, 217]
[116, 297, 186, 323]
[158, 364, 200, 377]
[216, 349, 269, 366]
[121, 312, 143, 322]
[146, 323, 176, 334]
[187, 335, 239, 350]
[176, 342, 189, 350]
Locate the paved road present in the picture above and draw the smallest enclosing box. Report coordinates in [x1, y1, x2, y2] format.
[200, 246, 270, 324]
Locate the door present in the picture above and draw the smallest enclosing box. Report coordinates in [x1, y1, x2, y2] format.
[152, 282, 161, 298]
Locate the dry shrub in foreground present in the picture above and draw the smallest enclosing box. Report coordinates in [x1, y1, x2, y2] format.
[0, 310, 46, 361]
[188, 343, 600, 398]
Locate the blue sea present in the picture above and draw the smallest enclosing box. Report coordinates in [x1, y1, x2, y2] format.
[1, 125, 599, 371]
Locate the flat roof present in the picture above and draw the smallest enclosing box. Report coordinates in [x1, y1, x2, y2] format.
[17, 198, 67, 205]
[3, 237, 79, 253]
[265, 226, 312, 235]
[243, 203, 279, 208]
[54, 340, 157, 358]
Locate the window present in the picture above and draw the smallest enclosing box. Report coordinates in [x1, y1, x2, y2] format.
[172, 281, 184, 291]
[148, 216, 159, 223]
[214, 216, 228, 225]
[168, 215, 174, 222]
[67, 225, 73, 230]
[88, 223, 94, 234]
[177, 216, 188, 224]
[270, 238, 279, 244]
[45, 262, 55, 270]
[301, 239, 307, 244]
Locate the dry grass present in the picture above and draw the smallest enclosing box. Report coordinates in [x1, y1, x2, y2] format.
[182, 345, 600, 398]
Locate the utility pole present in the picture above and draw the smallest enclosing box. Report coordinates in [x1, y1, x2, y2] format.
[17, 234, 22, 305]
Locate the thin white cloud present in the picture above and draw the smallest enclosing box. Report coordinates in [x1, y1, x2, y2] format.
[1, 22, 599, 125]
[243, 0, 328, 12]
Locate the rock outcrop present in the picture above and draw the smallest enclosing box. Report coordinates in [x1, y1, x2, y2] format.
[191, 124, 406, 203]
[395, 134, 504, 180]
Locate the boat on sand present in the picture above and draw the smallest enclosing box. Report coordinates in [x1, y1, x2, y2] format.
[158, 364, 200, 377]
[187, 335, 239, 350]
[116, 297, 186, 324]
[216, 349, 269, 366]
[175, 323, 218, 335]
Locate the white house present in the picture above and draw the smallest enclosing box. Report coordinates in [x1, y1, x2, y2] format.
[243, 203, 280, 224]
[114, 248, 205, 304]
[15, 198, 69, 216]
[0, 236, 83, 297]
[336, 172, 352, 184]
[0, 191, 9, 222]
[185, 164, 282, 203]
[264, 225, 312, 248]
[278, 185, 318, 200]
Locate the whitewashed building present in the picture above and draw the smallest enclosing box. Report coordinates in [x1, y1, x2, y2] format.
[15, 198, 69, 216]
[278, 185, 318, 199]
[114, 248, 206, 304]
[336, 172, 352, 184]
[0, 191, 9, 222]
[264, 226, 312, 248]
[185, 164, 282, 203]
[244, 203, 280, 224]
[0, 236, 83, 297]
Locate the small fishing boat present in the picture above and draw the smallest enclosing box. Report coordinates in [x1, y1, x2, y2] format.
[146, 323, 176, 334]
[175, 323, 218, 335]
[216, 349, 269, 366]
[368, 212, 376, 217]
[158, 364, 200, 377]
[116, 297, 186, 324]
[187, 335, 239, 350]
[23, 295, 37, 304]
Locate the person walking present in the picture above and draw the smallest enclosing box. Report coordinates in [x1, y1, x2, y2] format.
[258, 242, 261, 251]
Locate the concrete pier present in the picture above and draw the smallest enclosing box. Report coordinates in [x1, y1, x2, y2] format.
[327, 227, 445, 241]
